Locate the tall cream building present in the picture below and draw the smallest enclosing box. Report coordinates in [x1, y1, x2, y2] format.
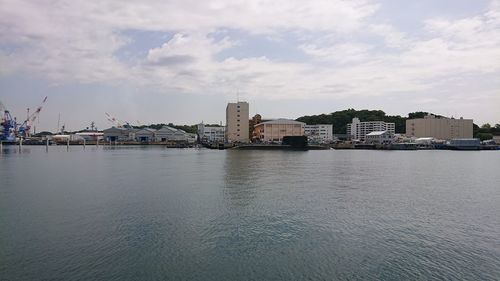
[406, 115, 473, 140]
[225, 101, 249, 143]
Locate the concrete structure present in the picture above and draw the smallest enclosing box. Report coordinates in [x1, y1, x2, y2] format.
[226, 101, 249, 143]
[365, 131, 394, 144]
[253, 119, 305, 142]
[135, 128, 156, 143]
[346, 118, 395, 141]
[197, 123, 225, 143]
[406, 115, 473, 140]
[155, 126, 189, 142]
[103, 127, 135, 142]
[493, 135, 500, 145]
[249, 114, 262, 142]
[304, 124, 333, 143]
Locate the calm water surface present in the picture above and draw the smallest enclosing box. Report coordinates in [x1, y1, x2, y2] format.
[1, 146, 499, 280]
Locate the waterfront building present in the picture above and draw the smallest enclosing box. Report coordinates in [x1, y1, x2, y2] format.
[103, 127, 136, 142]
[197, 123, 225, 143]
[304, 124, 333, 143]
[135, 128, 156, 143]
[365, 131, 394, 144]
[346, 118, 395, 141]
[493, 136, 500, 145]
[226, 101, 249, 143]
[155, 126, 190, 142]
[406, 114, 473, 140]
[253, 119, 305, 142]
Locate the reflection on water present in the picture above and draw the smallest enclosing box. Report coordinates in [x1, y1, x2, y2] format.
[1, 146, 500, 280]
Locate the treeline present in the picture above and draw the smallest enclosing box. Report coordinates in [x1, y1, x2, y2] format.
[296, 109, 500, 138]
[296, 109, 418, 134]
[474, 124, 500, 140]
[135, 123, 198, 134]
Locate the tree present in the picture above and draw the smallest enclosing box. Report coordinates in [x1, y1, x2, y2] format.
[481, 123, 491, 129]
[476, 133, 493, 141]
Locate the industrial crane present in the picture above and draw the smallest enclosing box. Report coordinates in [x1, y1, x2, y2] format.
[1, 96, 48, 141]
[105, 112, 133, 128]
[18, 96, 48, 138]
[0, 101, 17, 142]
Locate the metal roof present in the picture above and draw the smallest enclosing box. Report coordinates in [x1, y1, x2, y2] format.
[258, 119, 305, 125]
[366, 131, 388, 136]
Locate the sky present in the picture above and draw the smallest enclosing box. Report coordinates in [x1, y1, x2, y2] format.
[1, 0, 499, 132]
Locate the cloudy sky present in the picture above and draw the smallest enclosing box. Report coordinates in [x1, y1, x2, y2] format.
[1, 0, 499, 131]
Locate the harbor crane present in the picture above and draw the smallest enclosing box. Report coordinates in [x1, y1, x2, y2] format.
[105, 112, 133, 128]
[18, 96, 48, 138]
[1, 101, 17, 142]
[1, 96, 48, 142]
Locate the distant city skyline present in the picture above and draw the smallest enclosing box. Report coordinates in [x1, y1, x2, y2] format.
[1, 0, 499, 131]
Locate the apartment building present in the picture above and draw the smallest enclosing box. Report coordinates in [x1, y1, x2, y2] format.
[346, 117, 395, 141]
[304, 124, 333, 143]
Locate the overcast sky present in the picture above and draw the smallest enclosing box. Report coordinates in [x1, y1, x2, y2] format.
[1, 0, 499, 131]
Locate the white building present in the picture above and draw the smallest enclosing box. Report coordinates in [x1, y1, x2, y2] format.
[365, 131, 394, 144]
[155, 126, 190, 142]
[346, 118, 395, 141]
[226, 101, 250, 143]
[304, 124, 333, 143]
[197, 123, 225, 143]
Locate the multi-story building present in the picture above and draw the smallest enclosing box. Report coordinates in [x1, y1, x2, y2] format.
[304, 124, 333, 143]
[249, 114, 262, 142]
[346, 117, 395, 141]
[197, 123, 225, 143]
[406, 115, 473, 140]
[226, 101, 249, 143]
[253, 119, 305, 142]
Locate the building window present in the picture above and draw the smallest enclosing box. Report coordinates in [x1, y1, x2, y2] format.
[237, 124, 240, 126]
[237, 129, 240, 131]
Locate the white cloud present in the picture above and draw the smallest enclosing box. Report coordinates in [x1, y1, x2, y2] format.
[0, 0, 499, 116]
[299, 43, 373, 64]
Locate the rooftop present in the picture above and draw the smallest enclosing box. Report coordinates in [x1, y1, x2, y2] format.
[366, 131, 389, 136]
[259, 119, 305, 125]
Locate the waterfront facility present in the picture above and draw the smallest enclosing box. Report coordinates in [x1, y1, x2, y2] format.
[197, 123, 225, 143]
[304, 124, 333, 143]
[346, 117, 395, 141]
[406, 114, 473, 139]
[226, 101, 249, 143]
[103, 126, 194, 143]
[365, 131, 394, 144]
[253, 119, 305, 142]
